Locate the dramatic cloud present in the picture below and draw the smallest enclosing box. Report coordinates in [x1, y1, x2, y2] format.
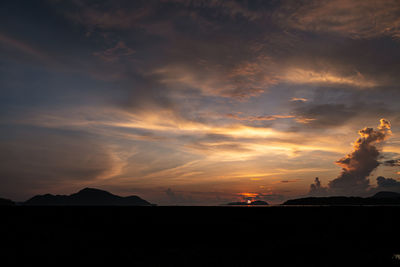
[309, 119, 393, 195]
[329, 119, 391, 194]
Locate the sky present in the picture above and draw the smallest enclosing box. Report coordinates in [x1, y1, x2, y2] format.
[1, 0, 400, 205]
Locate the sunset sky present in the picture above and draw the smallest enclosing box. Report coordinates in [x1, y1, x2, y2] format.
[1, 0, 400, 204]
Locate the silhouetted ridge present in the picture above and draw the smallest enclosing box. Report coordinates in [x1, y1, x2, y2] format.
[371, 191, 400, 199]
[226, 200, 268, 205]
[24, 188, 154, 206]
[283, 191, 400, 205]
[0, 197, 14, 206]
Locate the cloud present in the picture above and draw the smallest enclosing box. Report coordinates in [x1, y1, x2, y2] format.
[290, 96, 392, 129]
[329, 118, 391, 195]
[382, 159, 400, 167]
[276, 0, 400, 40]
[57, 0, 281, 100]
[163, 0, 263, 21]
[292, 103, 358, 128]
[153, 57, 278, 100]
[376, 176, 400, 192]
[290, 97, 308, 102]
[226, 113, 294, 121]
[309, 177, 327, 196]
[2, 0, 400, 205]
[0, 33, 50, 62]
[308, 119, 392, 195]
[280, 179, 300, 183]
[284, 68, 377, 88]
[93, 41, 135, 62]
[63, 1, 154, 30]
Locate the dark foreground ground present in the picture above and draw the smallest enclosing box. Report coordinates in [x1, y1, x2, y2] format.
[2, 206, 400, 266]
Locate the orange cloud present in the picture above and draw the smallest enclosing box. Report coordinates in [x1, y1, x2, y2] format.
[284, 68, 377, 88]
[226, 113, 294, 121]
[290, 97, 308, 102]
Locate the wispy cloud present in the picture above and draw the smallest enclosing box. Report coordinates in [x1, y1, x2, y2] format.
[276, 0, 400, 40]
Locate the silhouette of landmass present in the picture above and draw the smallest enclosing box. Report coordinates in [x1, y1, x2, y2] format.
[23, 187, 154, 206]
[283, 191, 400, 205]
[226, 200, 268, 205]
[0, 197, 14, 206]
[371, 191, 400, 199]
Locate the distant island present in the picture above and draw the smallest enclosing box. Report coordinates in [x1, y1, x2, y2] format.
[283, 191, 400, 205]
[23, 188, 154, 206]
[226, 200, 268, 206]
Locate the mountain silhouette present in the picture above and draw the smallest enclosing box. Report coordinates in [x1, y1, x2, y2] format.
[24, 188, 154, 206]
[0, 197, 14, 206]
[226, 200, 268, 205]
[283, 191, 400, 205]
[371, 191, 400, 199]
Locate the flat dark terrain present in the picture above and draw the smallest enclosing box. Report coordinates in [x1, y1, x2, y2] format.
[2, 206, 400, 266]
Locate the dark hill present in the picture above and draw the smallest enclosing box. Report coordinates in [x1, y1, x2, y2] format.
[226, 200, 268, 205]
[283, 191, 400, 205]
[0, 197, 14, 206]
[283, 197, 366, 205]
[371, 191, 400, 199]
[24, 188, 154, 206]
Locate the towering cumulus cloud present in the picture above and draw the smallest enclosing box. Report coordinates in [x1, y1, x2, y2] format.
[310, 119, 392, 196]
[309, 177, 327, 196]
